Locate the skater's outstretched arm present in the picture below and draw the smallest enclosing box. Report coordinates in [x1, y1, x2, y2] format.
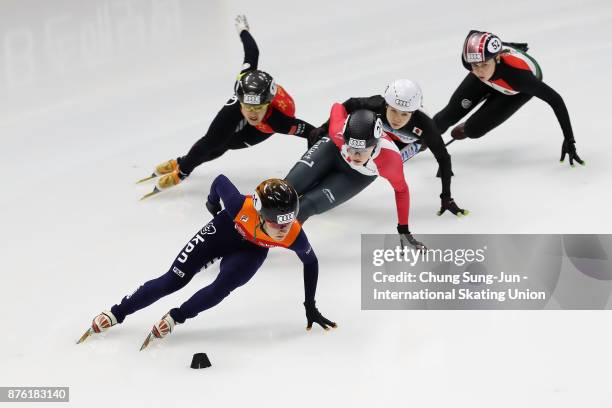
[505, 69, 583, 166]
[290, 231, 319, 304]
[266, 110, 315, 139]
[377, 150, 410, 226]
[327, 103, 349, 148]
[342, 95, 385, 113]
[207, 174, 246, 217]
[314, 96, 383, 135]
[236, 15, 259, 74]
[506, 69, 574, 143]
[417, 114, 453, 199]
[418, 123, 468, 215]
[290, 230, 337, 331]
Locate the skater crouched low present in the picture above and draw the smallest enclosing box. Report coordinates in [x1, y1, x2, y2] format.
[78, 175, 336, 350]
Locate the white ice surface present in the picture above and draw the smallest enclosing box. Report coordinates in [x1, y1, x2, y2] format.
[1, 0, 612, 407]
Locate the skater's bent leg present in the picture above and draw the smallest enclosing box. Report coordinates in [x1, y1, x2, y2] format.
[169, 248, 268, 323]
[177, 101, 243, 175]
[285, 137, 338, 194]
[297, 170, 376, 223]
[433, 74, 490, 134]
[463, 93, 532, 139]
[110, 221, 224, 323]
[110, 269, 194, 323]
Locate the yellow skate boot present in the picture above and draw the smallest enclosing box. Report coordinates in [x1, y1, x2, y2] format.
[156, 171, 181, 190]
[154, 159, 179, 176]
[140, 168, 186, 200]
[136, 159, 179, 184]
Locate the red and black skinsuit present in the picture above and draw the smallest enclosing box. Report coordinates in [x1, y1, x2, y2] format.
[434, 31, 575, 147]
[285, 103, 412, 228]
[177, 31, 314, 176]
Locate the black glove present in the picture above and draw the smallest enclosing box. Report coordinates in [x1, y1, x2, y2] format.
[437, 197, 469, 216]
[205, 200, 222, 216]
[397, 225, 427, 251]
[307, 127, 327, 148]
[304, 301, 337, 331]
[560, 139, 584, 167]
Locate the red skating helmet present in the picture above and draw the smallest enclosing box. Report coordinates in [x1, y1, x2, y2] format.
[462, 31, 503, 64]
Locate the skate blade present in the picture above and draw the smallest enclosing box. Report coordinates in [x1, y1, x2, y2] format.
[139, 187, 161, 201]
[76, 327, 94, 344]
[136, 174, 157, 184]
[139, 332, 155, 351]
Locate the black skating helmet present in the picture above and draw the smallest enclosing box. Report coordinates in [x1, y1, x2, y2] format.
[253, 179, 299, 225]
[342, 109, 383, 149]
[235, 70, 277, 105]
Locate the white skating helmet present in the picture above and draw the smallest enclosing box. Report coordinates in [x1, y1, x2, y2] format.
[383, 79, 423, 112]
